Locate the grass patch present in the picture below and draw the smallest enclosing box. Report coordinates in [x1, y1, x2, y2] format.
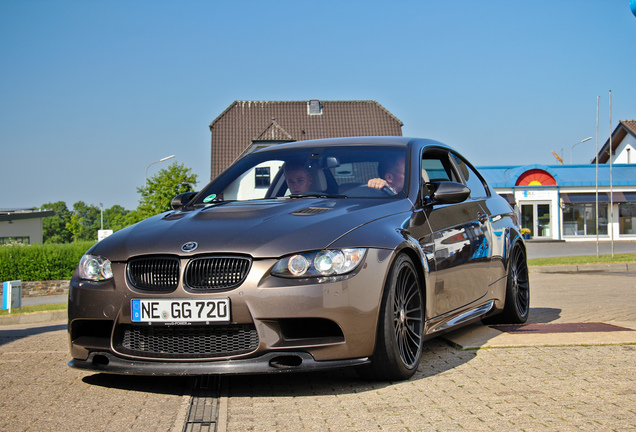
[528, 253, 636, 267]
[0, 302, 66, 316]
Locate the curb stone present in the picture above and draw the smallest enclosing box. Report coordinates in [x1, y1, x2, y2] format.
[530, 262, 634, 274]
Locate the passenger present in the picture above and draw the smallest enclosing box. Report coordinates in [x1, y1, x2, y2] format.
[367, 155, 405, 194]
[284, 162, 313, 194]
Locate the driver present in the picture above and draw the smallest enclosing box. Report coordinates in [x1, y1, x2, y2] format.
[367, 155, 405, 194]
[284, 162, 313, 194]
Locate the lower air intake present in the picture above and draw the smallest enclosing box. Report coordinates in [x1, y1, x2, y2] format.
[117, 324, 259, 359]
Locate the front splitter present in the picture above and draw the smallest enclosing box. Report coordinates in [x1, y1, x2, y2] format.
[69, 351, 370, 376]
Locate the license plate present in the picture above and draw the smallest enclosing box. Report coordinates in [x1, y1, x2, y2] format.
[131, 299, 230, 324]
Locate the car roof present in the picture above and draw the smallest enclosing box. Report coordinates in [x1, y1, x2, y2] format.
[250, 136, 449, 153]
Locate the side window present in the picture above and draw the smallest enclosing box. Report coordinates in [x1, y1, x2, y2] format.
[421, 152, 458, 199]
[421, 158, 451, 182]
[452, 154, 489, 198]
[421, 151, 458, 183]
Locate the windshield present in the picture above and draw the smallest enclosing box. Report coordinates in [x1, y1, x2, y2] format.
[194, 146, 409, 204]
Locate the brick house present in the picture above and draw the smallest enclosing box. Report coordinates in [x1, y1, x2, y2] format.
[208, 100, 403, 180]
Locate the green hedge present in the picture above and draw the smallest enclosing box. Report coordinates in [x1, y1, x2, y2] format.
[0, 241, 94, 282]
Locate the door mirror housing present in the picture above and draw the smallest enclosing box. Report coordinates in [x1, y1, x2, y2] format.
[171, 192, 198, 210]
[428, 181, 470, 205]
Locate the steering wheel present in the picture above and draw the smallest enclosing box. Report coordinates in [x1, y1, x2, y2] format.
[381, 186, 397, 196]
[346, 185, 393, 198]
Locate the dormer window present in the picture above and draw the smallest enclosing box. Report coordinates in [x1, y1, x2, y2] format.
[308, 99, 323, 115]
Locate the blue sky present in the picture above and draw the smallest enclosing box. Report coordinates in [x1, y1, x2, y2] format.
[1, 0, 635, 210]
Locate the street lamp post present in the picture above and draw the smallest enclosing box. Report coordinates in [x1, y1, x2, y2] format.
[98, 202, 103, 230]
[570, 137, 592, 164]
[145, 155, 175, 184]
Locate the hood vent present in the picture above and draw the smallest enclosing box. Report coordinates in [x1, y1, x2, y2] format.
[291, 207, 332, 216]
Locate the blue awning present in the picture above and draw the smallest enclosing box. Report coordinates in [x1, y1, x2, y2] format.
[562, 192, 636, 203]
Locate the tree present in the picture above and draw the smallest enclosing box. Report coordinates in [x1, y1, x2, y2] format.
[103, 205, 130, 232]
[36, 162, 198, 243]
[66, 213, 82, 243]
[136, 162, 198, 217]
[71, 201, 101, 241]
[123, 209, 146, 227]
[41, 201, 72, 244]
[41, 201, 123, 243]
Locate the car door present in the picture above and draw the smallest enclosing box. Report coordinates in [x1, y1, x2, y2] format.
[449, 152, 495, 284]
[413, 149, 492, 318]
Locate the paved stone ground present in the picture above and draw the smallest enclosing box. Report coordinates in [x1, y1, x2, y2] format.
[221, 271, 636, 432]
[0, 324, 192, 432]
[528, 271, 636, 324]
[224, 343, 636, 432]
[1, 271, 635, 431]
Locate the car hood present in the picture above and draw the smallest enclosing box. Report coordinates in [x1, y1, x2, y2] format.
[91, 198, 412, 261]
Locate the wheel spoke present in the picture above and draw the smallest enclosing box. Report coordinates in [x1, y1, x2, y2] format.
[511, 245, 530, 316]
[390, 262, 423, 368]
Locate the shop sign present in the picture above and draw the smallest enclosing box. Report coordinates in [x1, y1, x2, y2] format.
[517, 189, 554, 200]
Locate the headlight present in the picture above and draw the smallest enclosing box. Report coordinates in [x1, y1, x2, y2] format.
[79, 254, 113, 281]
[272, 248, 366, 278]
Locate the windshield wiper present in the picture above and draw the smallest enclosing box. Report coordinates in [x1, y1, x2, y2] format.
[287, 193, 347, 199]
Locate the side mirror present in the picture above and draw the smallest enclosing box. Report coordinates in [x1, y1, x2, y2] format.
[429, 181, 470, 204]
[171, 192, 197, 210]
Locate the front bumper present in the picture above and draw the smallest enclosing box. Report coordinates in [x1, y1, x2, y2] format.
[69, 351, 369, 376]
[68, 249, 394, 374]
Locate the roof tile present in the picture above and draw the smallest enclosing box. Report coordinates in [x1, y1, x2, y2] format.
[209, 100, 403, 179]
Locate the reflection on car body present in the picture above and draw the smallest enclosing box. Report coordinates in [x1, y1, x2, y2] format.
[68, 136, 529, 381]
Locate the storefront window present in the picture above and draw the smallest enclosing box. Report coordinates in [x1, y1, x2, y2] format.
[563, 203, 608, 236]
[619, 203, 636, 235]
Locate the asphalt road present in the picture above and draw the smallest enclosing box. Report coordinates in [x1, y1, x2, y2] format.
[1, 269, 636, 432]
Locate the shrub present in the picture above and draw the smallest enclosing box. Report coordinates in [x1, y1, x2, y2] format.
[0, 241, 94, 282]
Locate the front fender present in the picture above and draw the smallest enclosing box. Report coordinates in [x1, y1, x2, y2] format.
[329, 212, 432, 323]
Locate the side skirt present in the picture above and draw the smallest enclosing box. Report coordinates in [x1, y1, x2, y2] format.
[425, 300, 495, 335]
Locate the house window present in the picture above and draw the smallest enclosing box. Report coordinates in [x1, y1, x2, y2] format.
[255, 167, 271, 188]
[0, 236, 29, 245]
[308, 100, 323, 115]
[563, 203, 608, 236]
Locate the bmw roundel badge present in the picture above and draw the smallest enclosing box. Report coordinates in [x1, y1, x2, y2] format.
[181, 241, 198, 252]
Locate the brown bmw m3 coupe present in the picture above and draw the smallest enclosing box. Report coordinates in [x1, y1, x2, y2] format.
[68, 136, 529, 381]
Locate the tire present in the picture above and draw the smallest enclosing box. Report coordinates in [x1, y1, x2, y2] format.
[484, 241, 530, 324]
[361, 254, 424, 381]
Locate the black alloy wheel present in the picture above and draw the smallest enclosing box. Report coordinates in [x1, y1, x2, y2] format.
[362, 254, 424, 381]
[485, 241, 530, 324]
[508, 242, 530, 322]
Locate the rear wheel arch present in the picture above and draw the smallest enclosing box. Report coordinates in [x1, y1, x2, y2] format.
[484, 238, 530, 325]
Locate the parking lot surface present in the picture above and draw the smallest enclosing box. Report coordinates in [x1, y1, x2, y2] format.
[1, 270, 635, 432]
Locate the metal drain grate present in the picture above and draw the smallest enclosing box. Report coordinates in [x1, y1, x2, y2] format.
[491, 322, 635, 334]
[184, 376, 221, 432]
